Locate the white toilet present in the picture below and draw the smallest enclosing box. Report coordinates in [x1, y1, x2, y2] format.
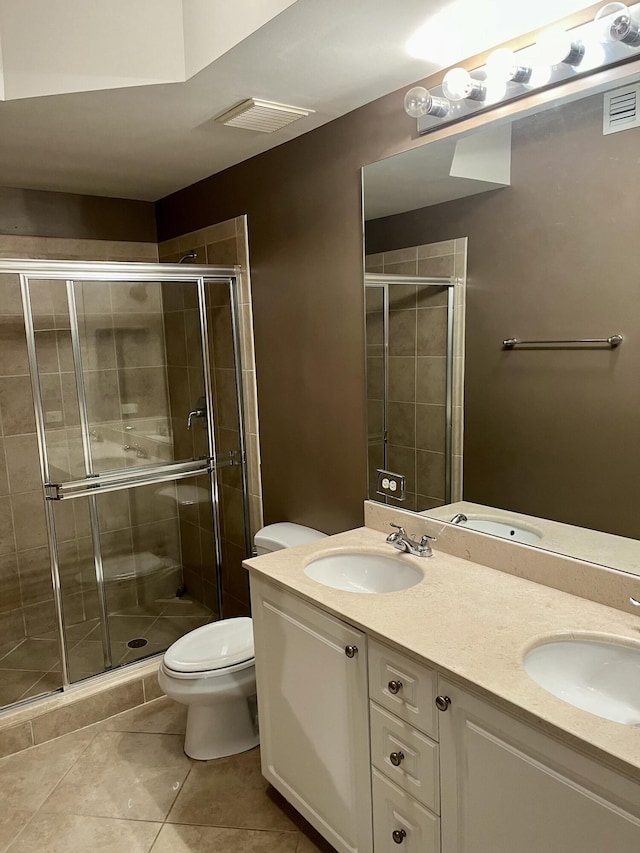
[158, 522, 327, 760]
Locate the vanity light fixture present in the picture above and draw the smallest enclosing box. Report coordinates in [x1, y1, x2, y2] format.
[485, 48, 533, 84]
[535, 27, 585, 67]
[404, 2, 640, 134]
[442, 67, 486, 101]
[404, 86, 451, 118]
[595, 2, 640, 46]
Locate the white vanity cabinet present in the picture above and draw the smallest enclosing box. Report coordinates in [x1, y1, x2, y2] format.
[437, 677, 640, 853]
[250, 573, 640, 853]
[250, 577, 372, 853]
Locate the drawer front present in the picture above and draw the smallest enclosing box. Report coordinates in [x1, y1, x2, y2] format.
[372, 768, 440, 853]
[370, 702, 440, 814]
[369, 639, 437, 738]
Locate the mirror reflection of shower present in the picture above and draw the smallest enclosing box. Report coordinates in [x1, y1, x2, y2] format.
[364, 256, 467, 512]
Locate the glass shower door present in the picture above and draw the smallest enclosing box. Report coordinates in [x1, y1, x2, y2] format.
[23, 273, 246, 684]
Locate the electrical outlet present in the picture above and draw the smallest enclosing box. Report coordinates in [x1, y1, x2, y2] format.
[376, 469, 406, 500]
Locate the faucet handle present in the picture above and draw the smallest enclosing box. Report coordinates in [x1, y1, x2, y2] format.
[630, 597, 640, 607]
[387, 523, 406, 543]
[419, 533, 437, 547]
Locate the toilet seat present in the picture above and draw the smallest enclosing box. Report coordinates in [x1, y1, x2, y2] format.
[162, 616, 254, 678]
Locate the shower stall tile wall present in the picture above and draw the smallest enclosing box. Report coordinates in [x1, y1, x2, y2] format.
[365, 238, 466, 513]
[159, 216, 262, 619]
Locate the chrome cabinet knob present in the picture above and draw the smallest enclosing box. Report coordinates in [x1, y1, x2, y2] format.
[345, 645, 358, 658]
[388, 680, 403, 695]
[392, 829, 407, 844]
[389, 751, 405, 767]
[435, 695, 452, 712]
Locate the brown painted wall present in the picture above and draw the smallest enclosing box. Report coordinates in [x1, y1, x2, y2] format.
[0, 186, 156, 242]
[154, 5, 606, 535]
[366, 93, 640, 540]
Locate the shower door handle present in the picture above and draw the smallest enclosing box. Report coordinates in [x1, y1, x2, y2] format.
[187, 407, 207, 429]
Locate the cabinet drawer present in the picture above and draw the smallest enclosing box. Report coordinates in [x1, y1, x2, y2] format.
[369, 639, 437, 738]
[372, 768, 440, 853]
[370, 702, 440, 814]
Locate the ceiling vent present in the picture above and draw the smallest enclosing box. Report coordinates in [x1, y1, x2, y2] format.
[603, 84, 640, 135]
[215, 98, 314, 133]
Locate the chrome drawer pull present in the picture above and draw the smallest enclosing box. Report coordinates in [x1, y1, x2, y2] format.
[392, 829, 407, 844]
[389, 750, 405, 767]
[388, 679, 403, 694]
[345, 645, 358, 658]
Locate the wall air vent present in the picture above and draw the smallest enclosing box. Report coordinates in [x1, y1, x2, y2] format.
[603, 84, 640, 135]
[215, 98, 314, 133]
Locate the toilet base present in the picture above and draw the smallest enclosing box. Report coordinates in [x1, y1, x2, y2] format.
[184, 696, 260, 760]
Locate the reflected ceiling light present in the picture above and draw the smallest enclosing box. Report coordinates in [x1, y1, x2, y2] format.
[535, 28, 586, 66]
[595, 2, 640, 45]
[403, 86, 451, 118]
[442, 68, 486, 101]
[486, 48, 533, 84]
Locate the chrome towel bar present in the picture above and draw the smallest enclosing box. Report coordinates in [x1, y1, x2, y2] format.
[503, 334, 623, 349]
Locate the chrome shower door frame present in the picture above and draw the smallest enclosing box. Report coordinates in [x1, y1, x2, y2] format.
[14, 259, 249, 690]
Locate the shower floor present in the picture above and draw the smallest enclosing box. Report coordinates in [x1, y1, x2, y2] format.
[0, 596, 213, 710]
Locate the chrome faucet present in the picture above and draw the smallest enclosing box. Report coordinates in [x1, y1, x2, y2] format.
[387, 523, 435, 557]
[450, 513, 468, 524]
[631, 596, 640, 608]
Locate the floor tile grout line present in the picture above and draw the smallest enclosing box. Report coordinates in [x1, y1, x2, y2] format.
[4, 726, 104, 851]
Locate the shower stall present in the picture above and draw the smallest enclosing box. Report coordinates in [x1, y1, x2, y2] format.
[365, 273, 456, 511]
[0, 260, 251, 710]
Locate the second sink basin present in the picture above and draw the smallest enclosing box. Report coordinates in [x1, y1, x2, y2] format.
[455, 518, 541, 545]
[304, 552, 422, 594]
[524, 638, 640, 725]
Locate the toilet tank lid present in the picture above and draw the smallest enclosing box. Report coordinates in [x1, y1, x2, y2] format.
[164, 617, 254, 673]
[254, 522, 328, 552]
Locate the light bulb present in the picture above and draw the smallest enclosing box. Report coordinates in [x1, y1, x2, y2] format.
[442, 68, 486, 102]
[526, 66, 553, 88]
[486, 48, 532, 84]
[595, 3, 640, 46]
[403, 86, 450, 119]
[536, 28, 585, 66]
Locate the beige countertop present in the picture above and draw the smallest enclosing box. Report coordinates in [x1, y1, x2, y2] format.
[244, 526, 640, 779]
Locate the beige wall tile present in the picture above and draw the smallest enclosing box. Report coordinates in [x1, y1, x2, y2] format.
[31, 680, 144, 744]
[0, 495, 15, 554]
[5, 433, 41, 494]
[0, 274, 25, 315]
[417, 239, 457, 258]
[0, 721, 33, 759]
[142, 671, 163, 702]
[0, 375, 37, 434]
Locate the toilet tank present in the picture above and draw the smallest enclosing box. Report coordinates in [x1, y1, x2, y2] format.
[254, 522, 327, 556]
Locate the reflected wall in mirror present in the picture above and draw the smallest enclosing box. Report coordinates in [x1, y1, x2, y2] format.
[363, 73, 640, 577]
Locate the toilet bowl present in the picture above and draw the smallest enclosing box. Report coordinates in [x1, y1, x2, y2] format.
[159, 522, 327, 760]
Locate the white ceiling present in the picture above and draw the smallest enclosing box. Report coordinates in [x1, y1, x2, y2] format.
[0, 0, 595, 201]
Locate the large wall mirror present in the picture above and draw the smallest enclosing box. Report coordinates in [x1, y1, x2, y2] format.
[362, 65, 640, 578]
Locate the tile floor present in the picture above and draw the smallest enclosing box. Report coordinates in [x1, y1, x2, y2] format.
[0, 596, 213, 709]
[0, 695, 335, 852]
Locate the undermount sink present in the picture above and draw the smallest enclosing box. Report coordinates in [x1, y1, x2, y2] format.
[456, 518, 541, 545]
[524, 638, 640, 725]
[304, 552, 422, 594]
